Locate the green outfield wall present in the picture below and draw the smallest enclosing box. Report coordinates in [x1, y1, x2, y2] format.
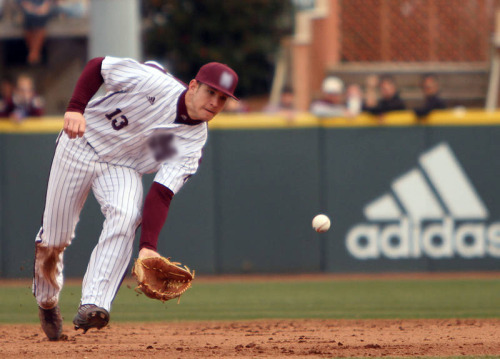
[1, 111, 500, 277]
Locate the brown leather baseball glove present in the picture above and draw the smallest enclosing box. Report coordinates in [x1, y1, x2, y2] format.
[132, 257, 195, 302]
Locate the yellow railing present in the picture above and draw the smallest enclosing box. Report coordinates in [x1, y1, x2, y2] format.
[2, 109, 500, 133]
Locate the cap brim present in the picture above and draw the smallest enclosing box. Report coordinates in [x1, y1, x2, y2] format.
[200, 82, 239, 101]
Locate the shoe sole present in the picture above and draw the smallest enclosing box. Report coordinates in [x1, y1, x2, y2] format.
[73, 308, 109, 333]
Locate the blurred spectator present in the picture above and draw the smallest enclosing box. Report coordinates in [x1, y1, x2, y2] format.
[263, 85, 297, 121]
[345, 83, 363, 117]
[363, 75, 406, 116]
[310, 76, 347, 117]
[17, 0, 56, 65]
[223, 97, 249, 113]
[363, 74, 379, 109]
[0, 76, 15, 118]
[10, 74, 44, 122]
[414, 74, 446, 119]
[264, 85, 295, 113]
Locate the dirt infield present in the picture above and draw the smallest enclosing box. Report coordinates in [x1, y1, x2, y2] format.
[1, 318, 499, 358]
[2, 273, 500, 357]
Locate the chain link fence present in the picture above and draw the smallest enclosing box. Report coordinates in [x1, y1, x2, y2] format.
[340, 0, 500, 63]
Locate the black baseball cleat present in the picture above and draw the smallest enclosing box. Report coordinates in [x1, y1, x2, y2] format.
[73, 304, 110, 333]
[38, 305, 63, 341]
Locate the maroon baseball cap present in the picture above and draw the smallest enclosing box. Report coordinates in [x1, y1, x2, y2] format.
[195, 62, 239, 100]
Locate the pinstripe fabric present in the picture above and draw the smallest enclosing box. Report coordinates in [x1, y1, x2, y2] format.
[81, 164, 143, 310]
[33, 56, 208, 312]
[84, 56, 207, 193]
[33, 135, 144, 311]
[33, 135, 98, 308]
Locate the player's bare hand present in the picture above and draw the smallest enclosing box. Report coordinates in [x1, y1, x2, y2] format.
[64, 111, 86, 139]
[139, 248, 162, 259]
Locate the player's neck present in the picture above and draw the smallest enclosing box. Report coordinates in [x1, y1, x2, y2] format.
[176, 90, 204, 126]
[184, 90, 196, 119]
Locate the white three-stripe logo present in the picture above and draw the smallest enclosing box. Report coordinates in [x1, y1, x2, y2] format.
[363, 142, 488, 221]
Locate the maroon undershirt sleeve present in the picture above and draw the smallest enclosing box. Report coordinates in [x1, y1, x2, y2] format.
[139, 182, 174, 251]
[66, 57, 105, 114]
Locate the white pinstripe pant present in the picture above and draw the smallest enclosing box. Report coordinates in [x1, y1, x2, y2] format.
[33, 134, 143, 311]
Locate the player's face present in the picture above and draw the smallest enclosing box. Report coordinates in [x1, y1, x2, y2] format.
[422, 77, 438, 96]
[380, 80, 396, 99]
[187, 81, 228, 121]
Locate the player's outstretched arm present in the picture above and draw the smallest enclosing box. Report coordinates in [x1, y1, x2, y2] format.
[63, 111, 86, 139]
[138, 182, 174, 255]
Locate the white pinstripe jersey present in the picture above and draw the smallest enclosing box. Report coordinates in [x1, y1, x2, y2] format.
[83, 56, 207, 194]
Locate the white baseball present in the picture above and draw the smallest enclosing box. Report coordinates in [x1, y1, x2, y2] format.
[312, 214, 331, 233]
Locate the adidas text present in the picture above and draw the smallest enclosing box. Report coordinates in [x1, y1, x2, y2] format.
[346, 142, 500, 260]
[346, 217, 500, 259]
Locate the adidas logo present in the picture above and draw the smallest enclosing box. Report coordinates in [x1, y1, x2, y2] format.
[346, 142, 500, 260]
[147, 96, 156, 105]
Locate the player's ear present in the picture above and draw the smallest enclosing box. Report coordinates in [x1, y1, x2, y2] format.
[188, 79, 200, 92]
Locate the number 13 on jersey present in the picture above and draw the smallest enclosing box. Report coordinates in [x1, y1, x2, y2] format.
[105, 108, 129, 130]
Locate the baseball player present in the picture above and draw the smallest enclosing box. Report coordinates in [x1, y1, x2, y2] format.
[33, 56, 238, 341]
